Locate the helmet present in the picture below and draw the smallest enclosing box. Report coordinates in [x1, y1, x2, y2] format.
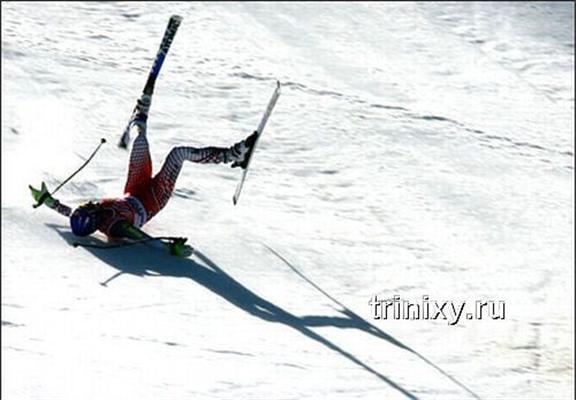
[70, 202, 101, 237]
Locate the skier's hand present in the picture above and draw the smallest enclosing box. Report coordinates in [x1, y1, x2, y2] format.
[166, 237, 194, 257]
[29, 182, 55, 208]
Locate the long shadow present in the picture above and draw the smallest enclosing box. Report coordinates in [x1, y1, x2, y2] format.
[264, 245, 480, 400]
[47, 223, 474, 399]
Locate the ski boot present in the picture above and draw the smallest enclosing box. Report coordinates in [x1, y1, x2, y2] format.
[230, 131, 258, 169]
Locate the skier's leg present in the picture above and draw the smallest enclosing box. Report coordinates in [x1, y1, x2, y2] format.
[123, 87, 155, 194]
[124, 123, 153, 195]
[147, 146, 229, 213]
[146, 134, 255, 215]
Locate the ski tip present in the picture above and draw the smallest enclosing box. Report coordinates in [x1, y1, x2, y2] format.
[171, 15, 183, 23]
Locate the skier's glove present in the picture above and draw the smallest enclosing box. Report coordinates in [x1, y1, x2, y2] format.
[29, 182, 56, 208]
[166, 237, 194, 257]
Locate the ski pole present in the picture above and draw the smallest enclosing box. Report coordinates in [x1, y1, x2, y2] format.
[33, 138, 106, 208]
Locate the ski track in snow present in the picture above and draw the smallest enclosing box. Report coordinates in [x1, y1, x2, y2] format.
[2, 2, 574, 400]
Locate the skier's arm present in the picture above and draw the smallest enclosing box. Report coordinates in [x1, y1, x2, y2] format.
[110, 220, 193, 257]
[29, 182, 72, 217]
[110, 220, 153, 241]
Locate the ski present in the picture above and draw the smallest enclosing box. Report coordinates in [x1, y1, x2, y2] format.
[119, 15, 183, 148]
[233, 81, 281, 205]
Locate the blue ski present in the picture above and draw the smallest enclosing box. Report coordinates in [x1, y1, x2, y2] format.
[119, 15, 182, 148]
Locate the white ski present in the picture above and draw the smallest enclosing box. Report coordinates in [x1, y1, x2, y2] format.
[233, 81, 281, 205]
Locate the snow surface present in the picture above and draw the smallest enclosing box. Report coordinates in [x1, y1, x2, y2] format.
[2, 2, 574, 399]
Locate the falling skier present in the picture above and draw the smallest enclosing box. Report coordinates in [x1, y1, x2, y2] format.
[30, 94, 257, 256]
[29, 15, 278, 257]
[29, 90, 258, 257]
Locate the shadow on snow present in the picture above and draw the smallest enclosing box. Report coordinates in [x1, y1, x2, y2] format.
[48, 223, 479, 400]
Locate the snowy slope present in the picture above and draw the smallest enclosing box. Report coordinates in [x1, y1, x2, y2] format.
[2, 2, 574, 399]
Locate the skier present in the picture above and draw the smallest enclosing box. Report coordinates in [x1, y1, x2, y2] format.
[29, 93, 258, 257]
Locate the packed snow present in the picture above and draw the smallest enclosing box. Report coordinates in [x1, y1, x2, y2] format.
[2, 2, 574, 399]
